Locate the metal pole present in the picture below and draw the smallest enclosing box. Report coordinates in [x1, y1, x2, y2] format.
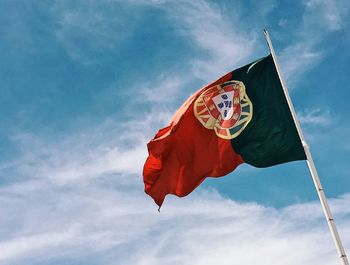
[263, 29, 349, 265]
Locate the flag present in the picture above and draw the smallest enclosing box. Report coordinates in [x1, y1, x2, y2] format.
[143, 55, 306, 207]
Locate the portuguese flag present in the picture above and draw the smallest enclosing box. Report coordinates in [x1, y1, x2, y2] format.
[143, 55, 306, 207]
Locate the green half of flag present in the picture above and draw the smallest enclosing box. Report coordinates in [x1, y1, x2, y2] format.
[229, 54, 306, 167]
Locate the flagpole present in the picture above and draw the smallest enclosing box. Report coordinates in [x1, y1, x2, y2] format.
[263, 29, 349, 265]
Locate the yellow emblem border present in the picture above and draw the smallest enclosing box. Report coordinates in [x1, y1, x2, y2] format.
[194, 80, 253, 140]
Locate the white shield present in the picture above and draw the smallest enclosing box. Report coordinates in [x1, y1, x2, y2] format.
[212, 91, 234, 121]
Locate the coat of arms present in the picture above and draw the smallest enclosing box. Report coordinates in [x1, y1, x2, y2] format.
[194, 80, 253, 139]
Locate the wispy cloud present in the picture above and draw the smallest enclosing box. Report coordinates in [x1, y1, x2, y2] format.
[124, 0, 263, 81]
[5, 111, 171, 186]
[304, 0, 350, 31]
[1, 110, 349, 265]
[279, 0, 350, 83]
[167, 1, 256, 81]
[52, 1, 140, 65]
[279, 43, 321, 83]
[136, 75, 183, 104]
[1, 1, 350, 265]
[298, 108, 332, 126]
[0, 169, 349, 264]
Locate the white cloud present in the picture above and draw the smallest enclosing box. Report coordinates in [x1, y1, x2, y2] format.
[52, 1, 140, 65]
[136, 75, 183, 104]
[278, 0, 350, 84]
[0, 231, 76, 262]
[1, 111, 349, 265]
[298, 108, 332, 126]
[279, 43, 322, 83]
[125, 0, 263, 82]
[49, 0, 350, 86]
[278, 18, 288, 28]
[2, 1, 350, 265]
[6, 111, 171, 186]
[304, 0, 350, 31]
[0, 172, 349, 265]
[165, 1, 257, 82]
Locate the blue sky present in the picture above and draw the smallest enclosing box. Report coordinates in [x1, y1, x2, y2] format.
[0, 0, 350, 264]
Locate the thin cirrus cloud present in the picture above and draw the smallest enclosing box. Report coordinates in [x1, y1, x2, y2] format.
[304, 0, 350, 31]
[164, 1, 256, 81]
[154, 0, 349, 86]
[298, 108, 332, 127]
[50, 0, 349, 87]
[136, 75, 184, 104]
[0, 136, 349, 265]
[1, 1, 350, 264]
[279, 0, 350, 84]
[52, 1, 141, 65]
[52, 0, 258, 79]
[0, 108, 349, 265]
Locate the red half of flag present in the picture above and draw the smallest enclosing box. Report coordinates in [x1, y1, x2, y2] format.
[143, 72, 244, 207]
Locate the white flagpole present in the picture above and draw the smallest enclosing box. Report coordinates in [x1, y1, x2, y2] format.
[263, 29, 349, 265]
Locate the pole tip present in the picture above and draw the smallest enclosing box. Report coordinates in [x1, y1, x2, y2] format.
[263, 29, 268, 35]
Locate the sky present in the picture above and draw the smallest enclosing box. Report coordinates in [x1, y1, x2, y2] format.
[0, 0, 350, 264]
